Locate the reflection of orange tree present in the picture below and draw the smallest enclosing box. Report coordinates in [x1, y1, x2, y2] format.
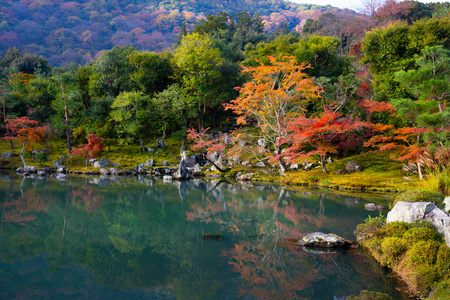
[3, 189, 46, 226]
[71, 186, 104, 213]
[228, 238, 319, 299]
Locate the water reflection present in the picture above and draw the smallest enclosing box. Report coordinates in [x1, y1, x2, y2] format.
[0, 174, 409, 299]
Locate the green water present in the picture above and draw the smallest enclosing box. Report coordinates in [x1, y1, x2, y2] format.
[0, 174, 411, 299]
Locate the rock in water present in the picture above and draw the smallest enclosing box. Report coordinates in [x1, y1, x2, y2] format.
[295, 232, 351, 248]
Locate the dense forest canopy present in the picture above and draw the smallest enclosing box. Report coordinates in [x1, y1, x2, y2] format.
[0, 0, 449, 184]
[0, 0, 345, 66]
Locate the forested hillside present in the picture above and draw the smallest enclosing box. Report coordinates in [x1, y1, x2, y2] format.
[0, 0, 343, 66]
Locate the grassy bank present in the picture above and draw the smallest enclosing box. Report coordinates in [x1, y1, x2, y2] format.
[0, 139, 430, 193]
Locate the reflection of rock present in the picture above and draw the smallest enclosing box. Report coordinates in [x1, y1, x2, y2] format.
[56, 174, 67, 181]
[301, 246, 350, 254]
[295, 232, 351, 248]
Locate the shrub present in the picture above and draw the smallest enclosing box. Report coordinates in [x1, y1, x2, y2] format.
[380, 237, 407, 267]
[403, 227, 442, 244]
[354, 214, 385, 240]
[346, 290, 392, 300]
[405, 240, 440, 267]
[436, 244, 450, 278]
[380, 221, 411, 238]
[394, 190, 445, 209]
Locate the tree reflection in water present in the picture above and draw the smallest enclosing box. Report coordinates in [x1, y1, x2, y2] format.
[0, 174, 406, 299]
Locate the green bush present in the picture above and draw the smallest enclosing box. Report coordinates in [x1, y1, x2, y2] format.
[405, 240, 440, 267]
[436, 244, 450, 278]
[346, 290, 392, 300]
[380, 221, 411, 238]
[403, 227, 442, 244]
[354, 215, 385, 240]
[380, 237, 407, 267]
[394, 190, 445, 209]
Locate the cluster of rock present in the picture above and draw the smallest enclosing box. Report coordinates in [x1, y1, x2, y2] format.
[387, 201, 450, 248]
[334, 161, 363, 174]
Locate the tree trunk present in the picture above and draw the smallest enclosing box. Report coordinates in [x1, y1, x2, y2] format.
[181, 119, 190, 153]
[20, 140, 27, 167]
[418, 162, 423, 180]
[275, 144, 287, 174]
[204, 156, 229, 173]
[139, 133, 145, 152]
[65, 103, 72, 153]
[320, 156, 327, 173]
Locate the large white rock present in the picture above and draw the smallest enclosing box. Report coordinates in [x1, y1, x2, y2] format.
[387, 201, 450, 247]
[386, 201, 437, 224]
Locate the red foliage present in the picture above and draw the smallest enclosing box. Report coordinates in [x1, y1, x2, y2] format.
[4, 117, 49, 149]
[72, 134, 105, 159]
[285, 110, 367, 171]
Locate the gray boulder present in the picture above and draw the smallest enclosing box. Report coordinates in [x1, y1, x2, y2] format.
[57, 167, 66, 174]
[146, 147, 154, 152]
[93, 159, 110, 168]
[364, 203, 384, 211]
[162, 160, 170, 166]
[156, 140, 166, 149]
[24, 166, 37, 173]
[290, 164, 299, 170]
[37, 170, 46, 176]
[236, 173, 254, 181]
[387, 201, 449, 236]
[345, 161, 362, 173]
[255, 162, 266, 168]
[185, 155, 197, 168]
[295, 232, 351, 248]
[191, 164, 204, 176]
[0, 151, 13, 159]
[99, 168, 110, 175]
[89, 158, 97, 165]
[303, 161, 314, 170]
[53, 160, 63, 167]
[111, 163, 120, 167]
[144, 159, 155, 167]
[109, 168, 120, 175]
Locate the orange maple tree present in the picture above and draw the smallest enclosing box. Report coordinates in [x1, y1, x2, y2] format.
[4, 117, 50, 167]
[225, 55, 321, 173]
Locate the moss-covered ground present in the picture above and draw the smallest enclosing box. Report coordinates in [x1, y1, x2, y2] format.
[0, 139, 424, 193]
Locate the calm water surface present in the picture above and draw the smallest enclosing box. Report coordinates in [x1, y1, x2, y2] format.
[0, 174, 411, 299]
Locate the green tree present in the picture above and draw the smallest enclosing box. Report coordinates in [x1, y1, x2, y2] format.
[394, 45, 450, 147]
[109, 91, 149, 151]
[89, 46, 137, 98]
[51, 68, 81, 153]
[153, 84, 198, 152]
[173, 32, 224, 129]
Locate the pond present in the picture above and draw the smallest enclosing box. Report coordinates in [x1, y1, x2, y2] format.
[0, 173, 412, 299]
